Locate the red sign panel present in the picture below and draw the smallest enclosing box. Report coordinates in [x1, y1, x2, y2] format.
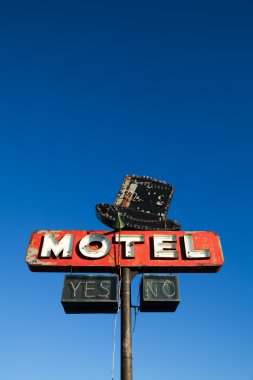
[26, 230, 224, 273]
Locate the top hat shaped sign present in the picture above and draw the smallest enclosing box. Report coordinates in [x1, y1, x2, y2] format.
[96, 175, 180, 231]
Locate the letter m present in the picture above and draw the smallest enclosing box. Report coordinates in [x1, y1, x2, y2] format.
[40, 233, 74, 258]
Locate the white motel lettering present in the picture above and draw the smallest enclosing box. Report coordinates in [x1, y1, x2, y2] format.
[40, 233, 211, 260]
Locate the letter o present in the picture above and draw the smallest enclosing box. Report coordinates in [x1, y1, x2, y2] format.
[79, 234, 111, 259]
[161, 280, 176, 298]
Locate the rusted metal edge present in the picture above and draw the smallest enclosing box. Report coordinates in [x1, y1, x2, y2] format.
[27, 264, 222, 273]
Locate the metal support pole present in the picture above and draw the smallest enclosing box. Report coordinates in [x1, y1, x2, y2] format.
[121, 267, 133, 380]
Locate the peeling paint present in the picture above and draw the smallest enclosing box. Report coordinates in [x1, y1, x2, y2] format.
[26, 247, 53, 266]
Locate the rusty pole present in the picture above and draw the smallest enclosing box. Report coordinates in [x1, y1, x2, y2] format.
[121, 267, 133, 380]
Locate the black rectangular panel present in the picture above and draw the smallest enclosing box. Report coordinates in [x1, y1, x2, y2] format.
[140, 274, 180, 312]
[61, 274, 119, 313]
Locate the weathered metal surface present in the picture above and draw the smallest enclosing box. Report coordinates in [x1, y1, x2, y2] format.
[96, 175, 180, 230]
[121, 268, 133, 380]
[61, 274, 119, 314]
[26, 230, 224, 273]
[140, 275, 180, 312]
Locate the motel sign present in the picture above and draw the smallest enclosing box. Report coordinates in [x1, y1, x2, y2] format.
[26, 230, 223, 273]
[26, 175, 224, 380]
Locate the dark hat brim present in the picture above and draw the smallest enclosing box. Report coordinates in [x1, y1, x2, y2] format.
[96, 204, 180, 231]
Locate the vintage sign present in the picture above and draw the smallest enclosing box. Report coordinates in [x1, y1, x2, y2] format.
[26, 230, 224, 273]
[96, 174, 180, 230]
[61, 275, 119, 314]
[140, 275, 180, 312]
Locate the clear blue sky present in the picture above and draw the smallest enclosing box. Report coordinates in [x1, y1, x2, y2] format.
[1, 1, 252, 379]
